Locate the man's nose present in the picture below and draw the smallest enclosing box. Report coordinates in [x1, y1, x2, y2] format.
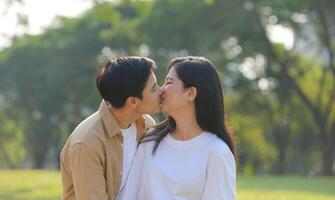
[158, 86, 165, 95]
[158, 89, 163, 96]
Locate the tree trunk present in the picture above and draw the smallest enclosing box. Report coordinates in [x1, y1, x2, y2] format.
[272, 124, 288, 174]
[321, 142, 334, 176]
[319, 121, 334, 176]
[31, 131, 50, 169]
[32, 147, 48, 169]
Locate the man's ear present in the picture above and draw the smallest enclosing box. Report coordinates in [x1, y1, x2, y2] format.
[187, 87, 197, 102]
[125, 96, 138, 108]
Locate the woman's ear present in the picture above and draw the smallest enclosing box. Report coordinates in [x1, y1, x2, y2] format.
[187, 87, 197, 102]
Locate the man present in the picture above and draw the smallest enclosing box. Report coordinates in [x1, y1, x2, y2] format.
[60, 56, 161, 200]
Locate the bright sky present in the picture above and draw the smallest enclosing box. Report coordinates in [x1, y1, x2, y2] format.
[0, 0, 294, 50]
[0, 0, 93, 49]
[267, 24, 294, 49]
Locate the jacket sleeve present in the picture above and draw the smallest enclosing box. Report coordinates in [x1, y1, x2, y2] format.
[69, 143, 108, 200]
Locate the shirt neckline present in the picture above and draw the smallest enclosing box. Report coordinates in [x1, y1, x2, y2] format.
[164, 131, 209, 149]
[120, 122, 136, 137]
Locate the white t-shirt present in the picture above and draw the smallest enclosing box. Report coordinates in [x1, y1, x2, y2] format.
[122, 131, 236, 200]
[116, 122, 138, 200]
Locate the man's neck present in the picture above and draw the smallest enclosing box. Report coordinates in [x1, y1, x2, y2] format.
[109, 107, 139, 129]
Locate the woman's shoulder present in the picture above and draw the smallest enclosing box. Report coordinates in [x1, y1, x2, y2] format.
[138, 136, 156, 152]
[204, 132, 234, 159]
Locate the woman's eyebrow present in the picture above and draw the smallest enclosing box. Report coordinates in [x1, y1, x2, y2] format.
[165, 77, 174, 81]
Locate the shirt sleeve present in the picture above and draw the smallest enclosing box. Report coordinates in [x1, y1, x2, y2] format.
[69, 143, 108, 200]
[202, 146, 236, 200]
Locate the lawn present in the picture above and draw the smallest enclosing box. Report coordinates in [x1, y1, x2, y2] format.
[0, 170, 334, 200]
[238, 175, 335, 200]
[0, 170, 60, 200]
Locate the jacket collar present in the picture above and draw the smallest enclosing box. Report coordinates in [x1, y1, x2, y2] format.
[99, 100, 146, 140]
[98, 100, 121, 137]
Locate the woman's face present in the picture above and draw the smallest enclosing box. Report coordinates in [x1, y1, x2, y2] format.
[160, 66, 189, 115]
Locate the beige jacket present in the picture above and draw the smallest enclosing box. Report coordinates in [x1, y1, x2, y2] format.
[60, 100, 155, 200]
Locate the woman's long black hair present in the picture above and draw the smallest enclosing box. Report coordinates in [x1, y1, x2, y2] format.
[141, 56, 237, 160]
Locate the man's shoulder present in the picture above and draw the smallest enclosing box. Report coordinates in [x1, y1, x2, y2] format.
[67, 111, 105, 146]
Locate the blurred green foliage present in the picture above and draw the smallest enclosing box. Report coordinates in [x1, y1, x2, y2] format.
[0, 0, 334, 175]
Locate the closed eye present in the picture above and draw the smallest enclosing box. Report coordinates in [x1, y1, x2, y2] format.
[165, 77, 174, 85]
[151, 83, 158, 92]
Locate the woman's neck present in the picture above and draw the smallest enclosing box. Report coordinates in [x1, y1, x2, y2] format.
[171, 108, 203, 141]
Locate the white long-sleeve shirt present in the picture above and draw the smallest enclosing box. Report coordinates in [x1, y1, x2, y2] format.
[122, 131, 236, 200]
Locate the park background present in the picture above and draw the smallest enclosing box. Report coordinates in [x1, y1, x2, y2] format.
[0, 0, 334, 199]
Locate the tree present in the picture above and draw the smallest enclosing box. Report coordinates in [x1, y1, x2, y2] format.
[0, 113, 26, 169]
[135, 0, 335, 175]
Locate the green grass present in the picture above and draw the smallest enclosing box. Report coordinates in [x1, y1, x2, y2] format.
[238, 176, 335, 200]
[0, 170, 334, 200]
[0, 170, 60, 200]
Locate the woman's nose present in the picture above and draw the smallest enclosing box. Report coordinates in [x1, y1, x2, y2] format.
[158, 85, 166, 95]
[158, 87, 164, 95]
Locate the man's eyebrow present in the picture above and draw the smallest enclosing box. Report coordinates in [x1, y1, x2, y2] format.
[151, 82, 157, 90]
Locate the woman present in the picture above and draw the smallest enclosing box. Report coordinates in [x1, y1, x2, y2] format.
[121, 56, 237, 200]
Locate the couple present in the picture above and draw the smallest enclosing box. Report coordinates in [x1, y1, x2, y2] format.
[60, 56, 237, 200]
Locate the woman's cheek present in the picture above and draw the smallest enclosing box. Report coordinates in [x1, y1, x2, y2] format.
[165, 85, 178, 93]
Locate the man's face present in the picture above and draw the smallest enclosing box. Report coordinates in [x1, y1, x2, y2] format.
[135, 71, 162, 115]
